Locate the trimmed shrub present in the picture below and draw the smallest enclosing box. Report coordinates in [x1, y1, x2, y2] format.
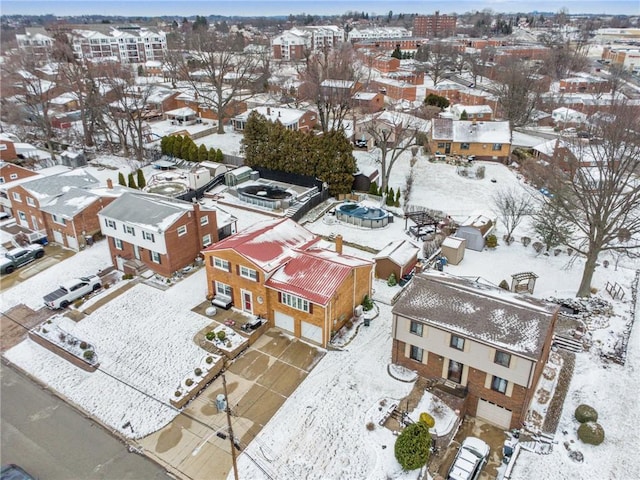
[175, 390, 182, 397]
[194, 368, 203, 376]
[499, 280, 510, 290]
[577, 421, 605, 445]
[575, 404, 598, 423]
[206, 331, 215, 341]
[366, 422, 375, 431]
[394, 422, 431, 470]
[79, 341, 88, 350]
[485, 234, 498, 248]
[83, 350, 94, 361]
[419, 412, 436, 428]
[387, 273, 397, 287]
[206, 356, 214, 364]
[362, 294, 374, 311]
[532, 241, 544, 253]
[185, 378, 194, 387]
[521, 236, 531, 247]
[123, 273, 134, 280]
[217, 330, 226, 341]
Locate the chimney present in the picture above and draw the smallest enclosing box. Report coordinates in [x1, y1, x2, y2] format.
[267, 107, 271, 116]
[107, 178, 113, 189]
[335, 234, 343, 255]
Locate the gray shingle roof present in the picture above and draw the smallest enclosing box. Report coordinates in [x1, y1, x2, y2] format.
[40, 187, 100, 218]
[21, 170, 100, 198]
[392, 272, 557, 359]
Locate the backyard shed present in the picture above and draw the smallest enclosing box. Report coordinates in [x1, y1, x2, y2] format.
[224, 166, 254, 186]
[455, 212, 496, 251]
[440, 236, 466, 265]
[373, 240, 420, 280]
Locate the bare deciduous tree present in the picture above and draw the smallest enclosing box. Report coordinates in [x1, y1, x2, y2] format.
[542, 101, 640, 296]
[492, 188, 534, 243]
[491, 60, 544, 128]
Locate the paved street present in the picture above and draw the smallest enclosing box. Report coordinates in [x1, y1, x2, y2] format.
[1, 362, 172, 480]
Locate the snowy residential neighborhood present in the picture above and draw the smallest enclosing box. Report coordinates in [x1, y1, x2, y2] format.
[1, 5, 640, 480]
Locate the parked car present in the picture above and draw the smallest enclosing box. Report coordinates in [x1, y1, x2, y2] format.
[447, 437, 490, 480]
[1, 464, 37, 480]
[355, 138, 367, 148]
[43, 275, 102, 309]
[0, 245, 45, 275]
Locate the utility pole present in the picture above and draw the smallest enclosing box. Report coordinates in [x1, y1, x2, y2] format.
[222, 373, 239, 480]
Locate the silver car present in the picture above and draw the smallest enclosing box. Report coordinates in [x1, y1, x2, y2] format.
[447, 437, 490, 480]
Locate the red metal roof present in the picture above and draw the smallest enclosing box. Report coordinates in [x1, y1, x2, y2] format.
[202, 218, 318, 272]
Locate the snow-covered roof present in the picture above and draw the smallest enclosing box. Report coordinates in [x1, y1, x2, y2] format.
[39, 187, 100, 219]
[18, 170, 100, 199]
[203, 218, 319, 273]
[441, 236, 466, 249]
[233, 106, 308, 126]
[353, 92, 378, 101]
[165, 106, 196, 117]
[392, 272, 557, 358]
[452, 121, 511, 144]
[98, 191, 202, 232]
[374, 240, 419, 266]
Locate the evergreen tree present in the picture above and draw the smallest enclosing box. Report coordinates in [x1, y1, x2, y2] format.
[460, 109, 469, 120]
[391, 46, 402, 59]
[395, 188, 401, 206]
[118, 172, 126, 187]
[387, 187, 395, 206]
[369, 181, 379, 195]
[208, 147, 217, 161]
[164, 136, 175, 156]
[172, 135, 183, 158]
[188, 143, 199, 162]
[216, 148, 224, 163]
[198, 144, 208, 162]
[136, 169, 146, 189]
[160, 136, 169, 155]
[127, 172, 137, 189]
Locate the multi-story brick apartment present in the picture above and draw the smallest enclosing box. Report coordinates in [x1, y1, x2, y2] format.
[99, 191, 235, 277]
[392, 272, 558, 429]
[271, 26, 345, 61]
[347, 27, 413, 43]
[202, 218, 373, 347]
[413, 12, 457, 38]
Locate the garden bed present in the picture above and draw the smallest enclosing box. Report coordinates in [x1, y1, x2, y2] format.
[29, 318, 98, 372]
[170, 353, 225, 409]
[204, 324, 249, 359]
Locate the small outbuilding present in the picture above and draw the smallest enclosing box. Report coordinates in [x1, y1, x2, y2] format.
[440, 236, 466, 265]
[455, 212, 496, 252]
[374, 240, 420, 280]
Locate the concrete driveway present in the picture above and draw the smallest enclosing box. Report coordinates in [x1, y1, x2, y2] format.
[0, 244, 75, 291]
[138, 329, 325, 480]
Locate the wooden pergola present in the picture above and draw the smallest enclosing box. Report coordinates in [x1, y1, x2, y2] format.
[511, 272, 538, 294]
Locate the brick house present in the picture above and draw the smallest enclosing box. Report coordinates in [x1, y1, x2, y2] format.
[352, 92, 385, 113]
[174, 89, 247, 123]
[0, 161, 39, 215]
[202, 218, 373, 347]
[231, 106, 317, 132]
[429, 118, 511, 163]
[6, 170, 111, 250]
[392, 272, 558, 429]
[99, 191, 233, 277]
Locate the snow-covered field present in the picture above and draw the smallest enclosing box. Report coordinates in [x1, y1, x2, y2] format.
[3, 147, 639, 479]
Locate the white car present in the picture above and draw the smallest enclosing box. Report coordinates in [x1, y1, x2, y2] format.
[447, 437, 490, 480]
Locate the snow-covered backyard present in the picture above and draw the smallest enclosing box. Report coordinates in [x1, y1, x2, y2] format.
[2, 147, 639, 479]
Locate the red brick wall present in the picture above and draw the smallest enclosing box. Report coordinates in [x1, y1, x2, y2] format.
[0, 142, 18, 161]
[0, 163, 37, 181]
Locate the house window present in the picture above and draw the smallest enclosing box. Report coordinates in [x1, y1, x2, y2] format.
[213, 257, 230, 271]
[491, 376, 508, 394]
[10, 173, 18, 180]
[409, 321, 423, 336]
[0, 177, 4, 183]
[492, 143, 503, 151]
[409, 345, 423, 362]
[281, 292, 310, 312]
[18, 211, 27, 222]
[215, 281, 232, 297]
[124, 225, 135, 236]
[450, 335, 465, 351]
[447, 360, 464, 383]
[105, 219, 116, 229]
[26, 197, 35, 206]
[52, 215, 66, 225]
[437, 142, 446, 149]
[151, 250, 161, 264]
[12, 192, 21, 202]
[142, 231, 155, 242]
[494, 350, 511, 368]
[460, 143, 470, 150]
[240, 266, 258, 281]
[177, 225, 187, 236]
[202, 234, 212, 247]
[114, 238, 123, 250]
[200, 216, 209, 226]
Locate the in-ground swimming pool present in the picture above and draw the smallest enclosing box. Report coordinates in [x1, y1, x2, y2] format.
[144, 182, 189, 197]
[335, 202, 389, 228]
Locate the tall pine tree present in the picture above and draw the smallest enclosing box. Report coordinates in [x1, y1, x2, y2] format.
[127, 172, 137, 189]
[118, 172, 126, 186]
[136, 169, 146, 189]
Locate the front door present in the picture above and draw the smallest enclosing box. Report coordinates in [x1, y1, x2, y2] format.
[31, 215, 39, 230]
[133, 244, 140, 260]
[241, 290, 253, 314]
[445, 143, 451, 154]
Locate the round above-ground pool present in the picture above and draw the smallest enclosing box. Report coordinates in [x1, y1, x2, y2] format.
[336, 202, 389, 228]
[238, 184, 293, 210]
[144, 182, 189, 197]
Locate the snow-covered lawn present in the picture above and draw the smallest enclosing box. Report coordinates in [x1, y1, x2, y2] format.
[5, 268, 213, 438]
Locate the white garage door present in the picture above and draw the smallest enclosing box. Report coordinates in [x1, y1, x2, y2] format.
[66, 235, 79, 251]
[476, 399, 512, 429]
[301, 321, 322, 345]
[274, 311, 294, 334]
[53, 230, 64, 244]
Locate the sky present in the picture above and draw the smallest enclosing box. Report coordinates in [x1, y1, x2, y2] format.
[1, 0, 639, 17]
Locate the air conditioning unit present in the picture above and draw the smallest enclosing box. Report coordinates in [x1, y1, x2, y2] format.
[354, 305, 364, 317]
